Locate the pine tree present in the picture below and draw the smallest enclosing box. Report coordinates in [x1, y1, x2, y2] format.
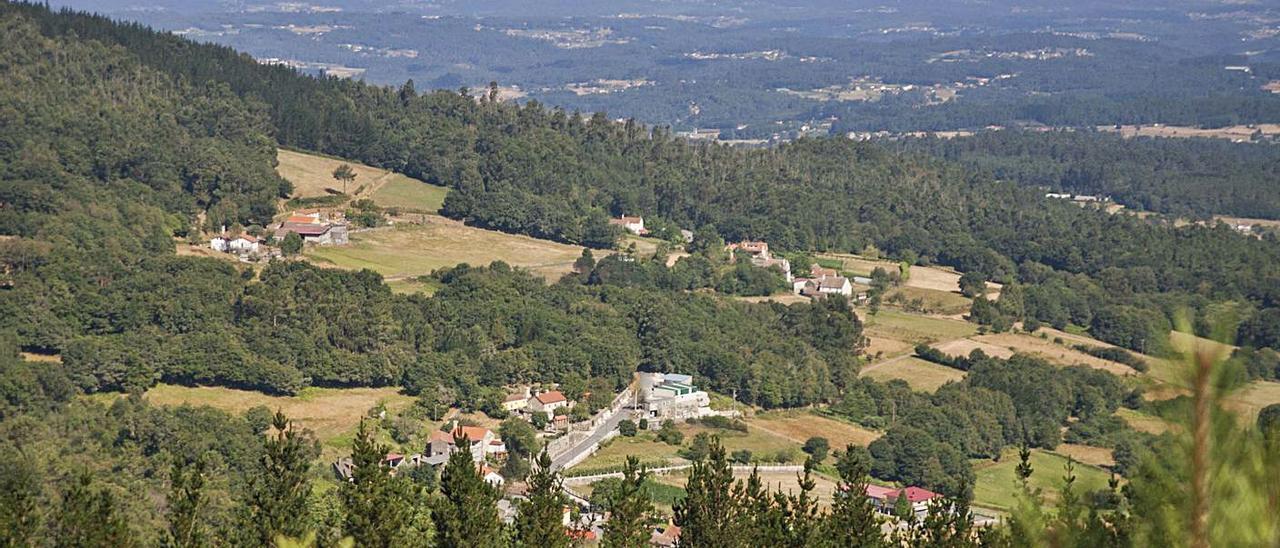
[673, 436, 742, 548]
[515, 449, 569, 548]
[54, 471, 134, 548]
[825, 445, 885, 547]
[167, 456, 209, 548]
[783, 458, 822, 546]
[242, 410, 313, 546]
[0, 449, 42, 547]
[340, 420, 419, 547]
[603, 456, 655, 548]
[433, 435, 503, 548]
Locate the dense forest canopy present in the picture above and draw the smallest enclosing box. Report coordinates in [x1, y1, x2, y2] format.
[891, 129, 1280, 220]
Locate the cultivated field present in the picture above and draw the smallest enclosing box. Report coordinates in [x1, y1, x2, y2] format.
[651, 469, 842, 509]
[972, 449, 1111, 512]
[931, 338, 1015, 360]
[1052, 444, 1115, 468]
[750, 411, 883, 449]
[305, 216, 587, 281]
[369, 177, 449, 213]
[860, 356, 966, 392]
[1115, 408, 1171, 435]
[971, 332, 1138, 376]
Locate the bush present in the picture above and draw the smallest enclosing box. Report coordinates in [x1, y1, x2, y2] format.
[619, 419, 637, 437]
[657, 420, 684, 445]
[1074, 344, 1148, 371]
[802, 436, 830, 462]
[638, 418, 649, 430]
[698, 415, 748, 432]
[731, 449, 753, 464]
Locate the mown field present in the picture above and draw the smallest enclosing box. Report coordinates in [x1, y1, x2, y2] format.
[278, 149, 404, 200]
[972, 449, 1112, 512]
[370, 177, 449, 213]
[860, 356, 966, 392]
[305, 216, 587, 281]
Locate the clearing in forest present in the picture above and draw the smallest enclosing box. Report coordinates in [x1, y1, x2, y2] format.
[863, 309, 978, 345]
[278, 149, 408, 200]
[860, 356, 966, 392]
[369, 176, 450, 213]
[972, 448, 1111, 512]
[137, 384, 414, 454]
[305, 216, 587, 281]
[816, 252, 1002, 297]
[1225, 381, 1280, 422]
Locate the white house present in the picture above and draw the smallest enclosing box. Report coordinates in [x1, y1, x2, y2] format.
[528, 391, 570, 415]
[865, 485, 941, 516]
[502, 390, 530, 413]
[227, 235, 259, 253]
[609, 215, 647, 235]
[429, 424, 505, 463]
[482, 465, 505, 487]
[209, 236, 229, 252]
[803, 276, 853, 297]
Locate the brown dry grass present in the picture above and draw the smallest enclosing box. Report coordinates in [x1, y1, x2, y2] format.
[305, 216, 587, 281]
[1116, 408, 1171, 435]
[277, 149, 402, 200]
[19, 352, 61, 363]
[860, 356, 966, 392]
[750, 411, 882, 448]
[1224, 381, 1280, 423]
[972, 332, 1137, 376]
[1052, 444, 1115, 468]
[931, 338, 1015, 359]
[864, 335, 914, 361]
[735, 294, 811, 306]
[817, 253, 1001, 297]
[141, 384, 414, 448]
[1098, 123, 1280, 141]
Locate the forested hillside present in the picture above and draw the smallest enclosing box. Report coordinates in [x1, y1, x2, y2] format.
[892, 129, 1280, 220]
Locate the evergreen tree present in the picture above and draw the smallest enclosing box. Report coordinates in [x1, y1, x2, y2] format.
[0, 449, 42, 547]
[825, 445, 885, 547]
[167, 456, 209, 548]
[241, 411, 313, 546]
[782, 459, 823, 546]
[333, 164, 357, 194]
[54, 471, 134, 548]
[340, 420, 419, 547]
[674, 437, 742, 548]
[603, 456, 655, 548]
[433, 436, 503, 548]
[514, 449, 569, 548]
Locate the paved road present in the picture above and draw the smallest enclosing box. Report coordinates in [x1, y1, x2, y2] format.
[550, 400, 634, 471]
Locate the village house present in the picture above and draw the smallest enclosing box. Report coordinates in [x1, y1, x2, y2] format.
[429, 424, 506, 464]
[209, 226, 261, 255]
[608, 215, 648, 235]
[650, 523, 681, 547]
[528, 390, 571, 415]
[801, 275, 853, 297]
[503, 390, 530, 413]
[726, 240, 770, 259]
[865, 485, 942, 516]
[640, 372, 712, 423]
[273, 211, 349, 245]
[482, 465, 505, 487]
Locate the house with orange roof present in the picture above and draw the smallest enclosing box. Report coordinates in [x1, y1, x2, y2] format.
[528, 390, 571, 415]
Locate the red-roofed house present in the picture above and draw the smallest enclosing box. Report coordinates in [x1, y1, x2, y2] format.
[864, 484, 942, 515]
[428, 424, 506, 463]
[528, 390, 570, 415]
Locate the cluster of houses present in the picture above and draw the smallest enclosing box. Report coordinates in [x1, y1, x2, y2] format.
[502, 388, 577, 432]
[333, 422, 506, 487]
[792, 264, 857, 299]
[726, 240, 794, 282]
[637, 372, 714, 424]
[208, 210, 349, 259]
[1045, 192, 1109, 204]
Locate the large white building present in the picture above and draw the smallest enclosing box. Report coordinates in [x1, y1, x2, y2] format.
[639, 373, 712, 423]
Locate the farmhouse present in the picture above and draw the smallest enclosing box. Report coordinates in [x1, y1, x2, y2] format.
[503, 390, 530, 413]
[727, 240, 770, 259]
[640, 372, 712, 422]
[608, 215, 648, 235]
[753, 256, 793, 282]
[429, 424, 506, 463]
[865, 485, 942, 516]
[273, 211, 349, 245]
[528, 390, 571, 415]
[801, 275, 853, 297]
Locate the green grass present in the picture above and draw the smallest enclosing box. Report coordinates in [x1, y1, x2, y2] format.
[864, 309, 978, 344]
[860, 356, 966, 392]
[576, 433, 681, 472]
[972, 449, 1112, 512]
[386, 277, 441, 296]
[370, 177, 449, 213]
[305, 218, 586, 280]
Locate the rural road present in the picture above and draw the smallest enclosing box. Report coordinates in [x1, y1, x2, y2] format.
[550, 403, 634, 471]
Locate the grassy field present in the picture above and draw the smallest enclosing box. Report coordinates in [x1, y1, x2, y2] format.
[134, 384, 415, 459]
[577, 433, 682, 471]
[750, 411, 882, 450]
[885, 286, 974, 316]
[973, 332, 1138, 376]
[385, 277, 442, 296]
[369, 177, 449, 213]
[1225, 381, 1280, 423]
[972, 449, 1112, 512]
[278, 149, 403, 200]
[860, 356, 966, 392]
[654, 469, 842, 509]
[305, 216, 587, 281]
[1115, 408, 1171, 435]
[863, 309, 978, 345]
[817, 252, 1001, 296]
